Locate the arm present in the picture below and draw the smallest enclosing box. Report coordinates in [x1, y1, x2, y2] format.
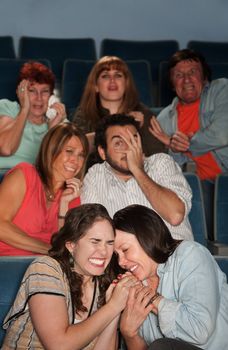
[189, 80, 228, 156]
[157, 243, 221, 345]
[120, 129, 186, 226]
[29, 274, 138, 350]
[0, 80, 30, 155]
[120, 285, 156, 350]
[58, 178, 82, 228]
[0, 169, 49, 254]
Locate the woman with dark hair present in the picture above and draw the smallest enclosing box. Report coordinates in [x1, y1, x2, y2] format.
[0, 61, 66, 173]
[73, 56, 165, 157]
[0, 122, 89, 256]
[3, 204, 137, 349]
[113, 204, 228, 350]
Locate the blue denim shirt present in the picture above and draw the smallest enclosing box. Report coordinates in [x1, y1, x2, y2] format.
[157, 79, 228, 173]
[139, 241, 228, 349]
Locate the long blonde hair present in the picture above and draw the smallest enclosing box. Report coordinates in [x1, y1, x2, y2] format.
[79, 56, 139, 129]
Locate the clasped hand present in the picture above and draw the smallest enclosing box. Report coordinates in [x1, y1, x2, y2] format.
[149, 116, 192, 153]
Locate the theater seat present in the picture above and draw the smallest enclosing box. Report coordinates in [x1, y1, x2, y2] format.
[0, 256, 35, 346]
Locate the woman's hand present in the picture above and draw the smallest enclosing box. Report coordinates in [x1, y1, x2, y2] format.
[107, 274, 140, 313]
[120, 285, 154, 338]
[16, 79, 30, 114]
[149, 116, 171, 147]
[48, 102, 67, 128]
[128, 111, 144, 127]
[61, 178, 81, 202]
[59, 178, 82, 220]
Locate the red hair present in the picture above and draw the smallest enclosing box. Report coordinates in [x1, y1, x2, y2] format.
[17, 61, 55, 93]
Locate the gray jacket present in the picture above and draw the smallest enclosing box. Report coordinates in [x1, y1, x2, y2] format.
[157, 78, 228, 172]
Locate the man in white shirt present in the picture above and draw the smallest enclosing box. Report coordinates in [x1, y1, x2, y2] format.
[81, 114, 193, 240]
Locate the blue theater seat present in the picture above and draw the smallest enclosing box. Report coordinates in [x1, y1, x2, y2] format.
[0, 256, 35, 346]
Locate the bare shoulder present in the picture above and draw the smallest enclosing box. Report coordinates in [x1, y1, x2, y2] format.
[0, 168, 26, 217]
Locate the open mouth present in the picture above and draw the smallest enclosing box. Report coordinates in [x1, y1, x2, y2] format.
[89, 258, 106, 267]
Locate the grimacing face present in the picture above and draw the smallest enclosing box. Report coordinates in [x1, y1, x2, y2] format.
[171, 60, 206, 104]
[114, 229, 158, 281]
[66, 219, 115, 277]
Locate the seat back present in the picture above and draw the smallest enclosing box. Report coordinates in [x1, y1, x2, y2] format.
[0, 58, 51, 101]
[100, 39, 179, 106]
[187, 41, 228, 63]
[19, 37, 97, 84]
[0, 36, 16, 58]
[158, 60, 176, 107]
[0, 256, 35, 346]
[126, 60, 153, 107]
[214, 256, 228, 280]
[184, 173, 208, 245]
[62, 59, 95, 115]
[214, 173, 228, 244]
[210, 62, 228, 80]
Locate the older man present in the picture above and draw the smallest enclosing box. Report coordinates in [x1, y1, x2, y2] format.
[81, 114, 193, 241]
[150, 49, 228, 240]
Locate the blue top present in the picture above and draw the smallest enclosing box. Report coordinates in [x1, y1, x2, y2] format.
[0, 99, 48, 170]
[157, 79, 228, 173]
[139, 241, 228, 349]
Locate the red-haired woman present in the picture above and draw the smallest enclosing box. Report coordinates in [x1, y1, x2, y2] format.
[0, 61, 66, 175]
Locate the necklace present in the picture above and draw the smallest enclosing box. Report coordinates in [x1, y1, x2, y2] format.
[45, 189, 55, 201]
[87, 277, 97, 317]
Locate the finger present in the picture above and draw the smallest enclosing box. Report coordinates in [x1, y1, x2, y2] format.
[175, 131, 190, 141]
[172, 134, 190, 147]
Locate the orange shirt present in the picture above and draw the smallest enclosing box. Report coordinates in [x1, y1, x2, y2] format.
[177, 100, 222, 180]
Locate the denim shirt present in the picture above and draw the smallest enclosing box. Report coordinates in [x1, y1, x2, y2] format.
[157, 79, 228, 172]
[139, 241, 228, 349]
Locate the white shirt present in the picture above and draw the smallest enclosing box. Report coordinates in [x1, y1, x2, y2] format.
[82, 153, 193, 240]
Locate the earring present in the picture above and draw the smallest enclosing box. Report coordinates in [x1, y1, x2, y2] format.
[69, 252, 75, 268]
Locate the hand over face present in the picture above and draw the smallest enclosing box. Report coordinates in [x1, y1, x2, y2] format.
[115, 128, 144, 174]
[17, 79, 30, 113]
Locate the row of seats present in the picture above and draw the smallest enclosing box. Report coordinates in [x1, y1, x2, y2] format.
[1, 57, 228, 115]
[1, 36, 228, 107]
[185, 173, 228, 252]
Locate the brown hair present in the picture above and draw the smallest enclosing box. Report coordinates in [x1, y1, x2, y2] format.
[168, 49, 211, 87]
[17, 61, 55, 93]
[78, 56, 139, 130]
[36, 122, 89, 192]
[49, 203, 117, 315]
